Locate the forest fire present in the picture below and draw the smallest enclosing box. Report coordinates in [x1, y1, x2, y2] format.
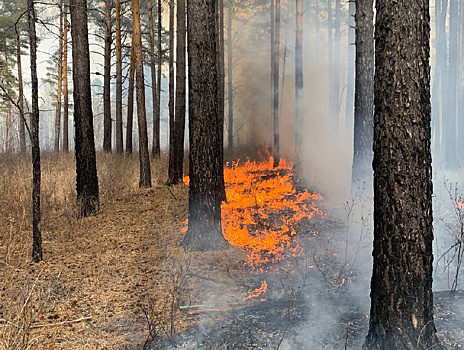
[184, 157, 324, 268]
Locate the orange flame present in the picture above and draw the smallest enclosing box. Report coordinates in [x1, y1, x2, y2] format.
[184, 157, 323, 268]
[243, 281, 268, 301]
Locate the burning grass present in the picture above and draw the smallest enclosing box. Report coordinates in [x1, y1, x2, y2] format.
[185, 157, 324, 269]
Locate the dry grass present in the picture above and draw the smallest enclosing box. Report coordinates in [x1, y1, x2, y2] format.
[0, 152, 195, 349]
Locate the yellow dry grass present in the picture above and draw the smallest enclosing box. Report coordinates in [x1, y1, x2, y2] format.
[0, 153, 193, 349]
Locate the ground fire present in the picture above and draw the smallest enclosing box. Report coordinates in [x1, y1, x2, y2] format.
[184, 157, 323, 268]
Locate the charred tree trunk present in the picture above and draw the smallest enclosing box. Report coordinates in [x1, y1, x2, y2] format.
[16, 25, 26, 154]
[345, 0, 355, 134]
[71, 0, 100, 217]
[272, 0, 281, 168]
[294, 0, 304, 190]
[28, 0, 42, 262]
[364, 0, 442, 348]
[170, 0, 186, 184]
[133, 0, 152, 188]
[148, 0, 158, 158]
[126, 43, 135, 154]
[227, 2, 233, 151]
[445, 0, 458, 168]
[217, 0, 226, 202]
[103, 0, 112, 153]
[62, 6, 69, 153]
[182, 0, 228, 252]
[167, 0, 176, 182]
[115, 0, 123, 153]
[351, 0, 374, 186]
[55, 1, 64, 151]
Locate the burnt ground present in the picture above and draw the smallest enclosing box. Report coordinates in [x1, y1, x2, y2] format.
[150, 283, 464, 350]
[150, 214, 464, 350]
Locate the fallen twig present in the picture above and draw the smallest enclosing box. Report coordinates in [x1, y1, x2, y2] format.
[29, 316, 92, 329]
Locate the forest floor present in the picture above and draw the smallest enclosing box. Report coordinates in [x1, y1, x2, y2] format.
[0, 153, 463, 350]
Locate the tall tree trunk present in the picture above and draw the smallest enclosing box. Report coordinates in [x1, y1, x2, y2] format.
[103, 0, 112, 152]
[115, 0, 123, 153]
[459, 0, 464, 162]
[294, 0, 304, 190]
[270, 0, 275, 149]
[171, 0, 186, 184]
[345, 0, 355, 134]
[148, 0, 158, 157]
[439, 0, 449, 161]
[351, 0, 374, 185]
[333, 0, 340, 132]
[55, 1, 64, 151]
[62, 6, 69, 153]
[364, 0, 442, 347]
[445, 0, 458, 168]
[133, 0, 152, 188]
[126, 43, 135, 154]
[153, 0, 162, 158]
[167, 0, 175, 181]
[71, 0, 100, 217]
[272, 0, 280, 168]
[7, 103, 12, 151]
[327, 0, 334, 133]
[182, 0, 228, 251]
[28, 0, 42, 262]
[217, 0, 226, 201]
[16, 25, 26, 154]
[227, 2, 233, 151]
[432, 0, 442, 158]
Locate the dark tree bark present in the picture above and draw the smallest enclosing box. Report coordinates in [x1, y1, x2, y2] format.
[182, 0, 228, 251]
[71, 0, 100, 217]
[445, 0, 458, 168]
[148, 0, 158, 158]
[15, 23, 26, 154]
[28, 0, 42, 262]
[216, 0, 226, 202]
[227, 1, 233, 151]
[62, 6, 69, 153]
[55, 0, 64, 151]
[103, 0, 112, 152]
[272, 0, 280, 168]
[126, 43, 135, 154]
[345, 0, 355, 134]
[363, 0, 442, 348]
[115, 0, 124, 153]
[351, 0, 374, 185]
[133, 0, 152, 188]
[170, 0, 186, 185]
[167, 0, 175, 182]
[293, 0, 304, 190]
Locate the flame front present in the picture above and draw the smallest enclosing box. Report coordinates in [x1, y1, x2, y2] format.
[184, 157, 323, 269]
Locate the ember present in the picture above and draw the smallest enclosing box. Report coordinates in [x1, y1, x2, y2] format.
[184, 157, 323, 268]
[243, 281, 268, 301]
